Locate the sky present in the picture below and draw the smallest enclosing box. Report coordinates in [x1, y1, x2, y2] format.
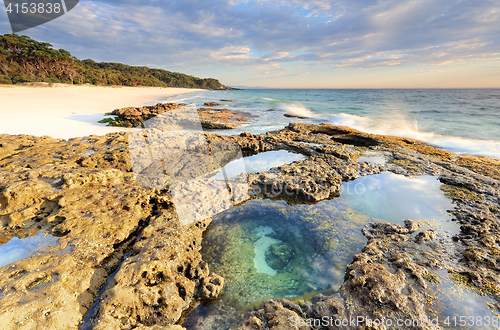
[1, 0, 499, 88]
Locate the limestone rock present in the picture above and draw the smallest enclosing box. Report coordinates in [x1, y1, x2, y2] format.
[196, 273, 224, 300]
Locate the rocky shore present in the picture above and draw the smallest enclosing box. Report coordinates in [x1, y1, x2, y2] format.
[100, 103, 250, 129]
[0, 123, 499, 329]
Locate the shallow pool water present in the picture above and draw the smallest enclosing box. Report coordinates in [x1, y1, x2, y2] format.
[0, 233, 59, 268]
[211, 150, 305, 179]
[300, 142, 324, 147]
[184, 197, 371, 329]
[426, 270, 499, 330]
[183, 172, 461, 329]
[357, 150, 390, 165]
[342, 172, 457, 234]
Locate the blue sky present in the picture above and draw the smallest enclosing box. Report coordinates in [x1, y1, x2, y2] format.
[1, 0, 499, 87]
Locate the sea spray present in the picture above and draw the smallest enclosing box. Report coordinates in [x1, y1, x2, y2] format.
[278, 103, 317, 118]
[166, 89, 500, 159]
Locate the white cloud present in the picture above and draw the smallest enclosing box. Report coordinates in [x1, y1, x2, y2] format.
[14, 0, 500, 81]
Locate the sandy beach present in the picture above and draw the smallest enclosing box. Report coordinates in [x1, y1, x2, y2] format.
[0, 85, 204, 139]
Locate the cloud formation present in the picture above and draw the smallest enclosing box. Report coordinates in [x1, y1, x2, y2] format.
[1, 0, 499, 85]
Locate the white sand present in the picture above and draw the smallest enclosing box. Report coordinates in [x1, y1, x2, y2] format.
[0, 85, 204, 139]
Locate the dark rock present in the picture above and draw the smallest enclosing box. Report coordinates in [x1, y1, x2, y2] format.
[265, 242, 294, 270]
[284, 113, 308, 119]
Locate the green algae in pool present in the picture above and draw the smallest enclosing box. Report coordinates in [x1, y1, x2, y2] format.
[211, 150, 305, 179]
[0, 233, 59, 268]
[424, 270, 500, 330]
[184, 197, 371, 329]
[182, 173, 459, 329]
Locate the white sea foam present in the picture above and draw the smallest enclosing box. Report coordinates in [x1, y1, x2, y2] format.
[326, 113, 500, 159]
[278, 104, 317, 118]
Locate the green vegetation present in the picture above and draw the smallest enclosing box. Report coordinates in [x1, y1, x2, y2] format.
[449, 272, 500, 297]
[26, 274, 53, 290]
[423, 273, 441, 284]
[0, 34, 230, 89]
[440, 184, 484, 200]
[388, 159, 424, 174]
[98, 117, 121, 127]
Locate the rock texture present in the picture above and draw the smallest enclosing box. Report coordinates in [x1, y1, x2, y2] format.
[0, 123, 499, 330]
[0, 133, 222, 330]
[102, 102, 250, 129]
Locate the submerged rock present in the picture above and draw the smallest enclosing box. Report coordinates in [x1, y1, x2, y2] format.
[265, 242, 294, 270]
[0, 122, 499, 329]
[284, 113, 309, 119]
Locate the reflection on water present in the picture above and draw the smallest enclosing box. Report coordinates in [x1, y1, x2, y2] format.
[427, 270, 499, 330]
[357, 150, 390, 165]
[211, 150, 305, 179]
[183, 172, 465, 329]
[0, 233, 59, 268]
[342, 172, 457, 234]
[300, 142, 324, 147]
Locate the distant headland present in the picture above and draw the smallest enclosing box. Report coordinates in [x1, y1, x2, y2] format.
[0, 34, 235, 90]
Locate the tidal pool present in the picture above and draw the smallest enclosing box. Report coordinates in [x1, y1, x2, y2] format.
[211, 150, 305, 179]
[342, 172, 457, 234]
[183, 172, 460, 329]
[425, 270, 499, 330]
[184, 197, 371, 329]
[0, 233, 59, 268]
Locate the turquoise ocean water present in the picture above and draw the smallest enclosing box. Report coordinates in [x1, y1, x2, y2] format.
[160, 89, 500, 159]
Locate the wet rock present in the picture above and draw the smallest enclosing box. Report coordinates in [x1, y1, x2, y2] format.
[204, 102, 223, 106]
[135, 326, 185, 330]
[103, 103, 250, 130]
[404, 219, 422, 232]
[198, 108, 250, 129]
[237, 299, 309, 330]
[110, 103, 183, 127]
[265, 241, 294, 270]
[415, 230, 438, 243]
[284, 113, 309, 119]
[196, 273, 224, 300]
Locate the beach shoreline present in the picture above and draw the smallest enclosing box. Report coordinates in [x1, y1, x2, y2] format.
[0, 85, 205, 139]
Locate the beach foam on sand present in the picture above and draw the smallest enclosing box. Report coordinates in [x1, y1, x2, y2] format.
[0, 85, 204, 139]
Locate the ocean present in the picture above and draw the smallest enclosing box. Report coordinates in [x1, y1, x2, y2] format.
[161, 88, 500, 159]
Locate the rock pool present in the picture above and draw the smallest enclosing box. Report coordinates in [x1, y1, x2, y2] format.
[0, 233, 59, 268]
[183, 172, 463, 329]
[211, 150, 305, 179]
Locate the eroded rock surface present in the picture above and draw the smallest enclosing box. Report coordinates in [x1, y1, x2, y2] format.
[1, 123, 499, 330]
[102, 102, 250, 129]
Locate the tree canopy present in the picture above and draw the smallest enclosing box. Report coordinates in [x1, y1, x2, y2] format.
[0, 34, 231, 89]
